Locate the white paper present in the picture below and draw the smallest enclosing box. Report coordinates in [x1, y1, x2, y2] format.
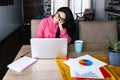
[74, 54, 107, 68]
[70, 67, 103, 78]
[7, 56, 37, 72]
[63, 54, 107, 78]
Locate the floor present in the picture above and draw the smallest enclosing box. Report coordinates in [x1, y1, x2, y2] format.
[0, 25, 30, 79]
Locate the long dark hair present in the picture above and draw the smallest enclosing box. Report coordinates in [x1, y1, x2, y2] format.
[56, 7, 76, 39]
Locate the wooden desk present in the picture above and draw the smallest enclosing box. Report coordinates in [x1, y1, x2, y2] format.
[3, 45, 61, 80]
[3, 44, 120, 80]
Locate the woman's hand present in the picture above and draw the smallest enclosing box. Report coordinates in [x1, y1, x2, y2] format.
[58, 22, 64, 30]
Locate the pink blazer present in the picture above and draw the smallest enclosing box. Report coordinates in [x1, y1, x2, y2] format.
[36, 16, 71, 44]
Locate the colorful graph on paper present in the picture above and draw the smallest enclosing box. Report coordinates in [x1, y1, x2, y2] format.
[79, 59, 93, 66]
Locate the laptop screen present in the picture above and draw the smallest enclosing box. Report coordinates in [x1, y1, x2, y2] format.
[30, 38, 68, 59]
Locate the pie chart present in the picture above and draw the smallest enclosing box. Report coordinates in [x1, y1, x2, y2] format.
[79, 59, 93, 66]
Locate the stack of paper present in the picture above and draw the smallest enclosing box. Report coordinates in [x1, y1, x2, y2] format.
[7, 56, 37, 72]
[63, 54, 108, 79]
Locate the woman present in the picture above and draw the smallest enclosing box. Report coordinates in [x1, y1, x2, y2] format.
[36, 7, 76, 44]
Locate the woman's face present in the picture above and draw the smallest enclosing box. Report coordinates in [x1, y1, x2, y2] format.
[53, 12, 66, 24]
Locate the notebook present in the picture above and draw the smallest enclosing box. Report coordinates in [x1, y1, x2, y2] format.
[30, 38, 68, 59]
[7, 56, 37, 72]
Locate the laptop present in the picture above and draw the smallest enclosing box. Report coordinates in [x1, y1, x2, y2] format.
[30, 38, 68, 59]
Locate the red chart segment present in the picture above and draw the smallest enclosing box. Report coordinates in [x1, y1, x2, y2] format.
[79, 59, 93, 66]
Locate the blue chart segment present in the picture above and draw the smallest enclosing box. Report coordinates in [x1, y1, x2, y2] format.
[79, 59, 93, 66]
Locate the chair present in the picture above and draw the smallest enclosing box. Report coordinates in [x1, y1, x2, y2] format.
[75, 9, 95, 21]
[31, 19, 41, 38]
[82, 9, 95, 21]
[79, 21, 118, 43]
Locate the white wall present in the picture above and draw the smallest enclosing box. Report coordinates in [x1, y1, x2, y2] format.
[0, 0, 23, 42]
[95, 0, 104, 20]
[70, 0, 91, 18]
[51, 0, 91, 18]
[51, 0, 68, 14]
[51, 0, 107, 20]
[94, 0, 107, 21]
